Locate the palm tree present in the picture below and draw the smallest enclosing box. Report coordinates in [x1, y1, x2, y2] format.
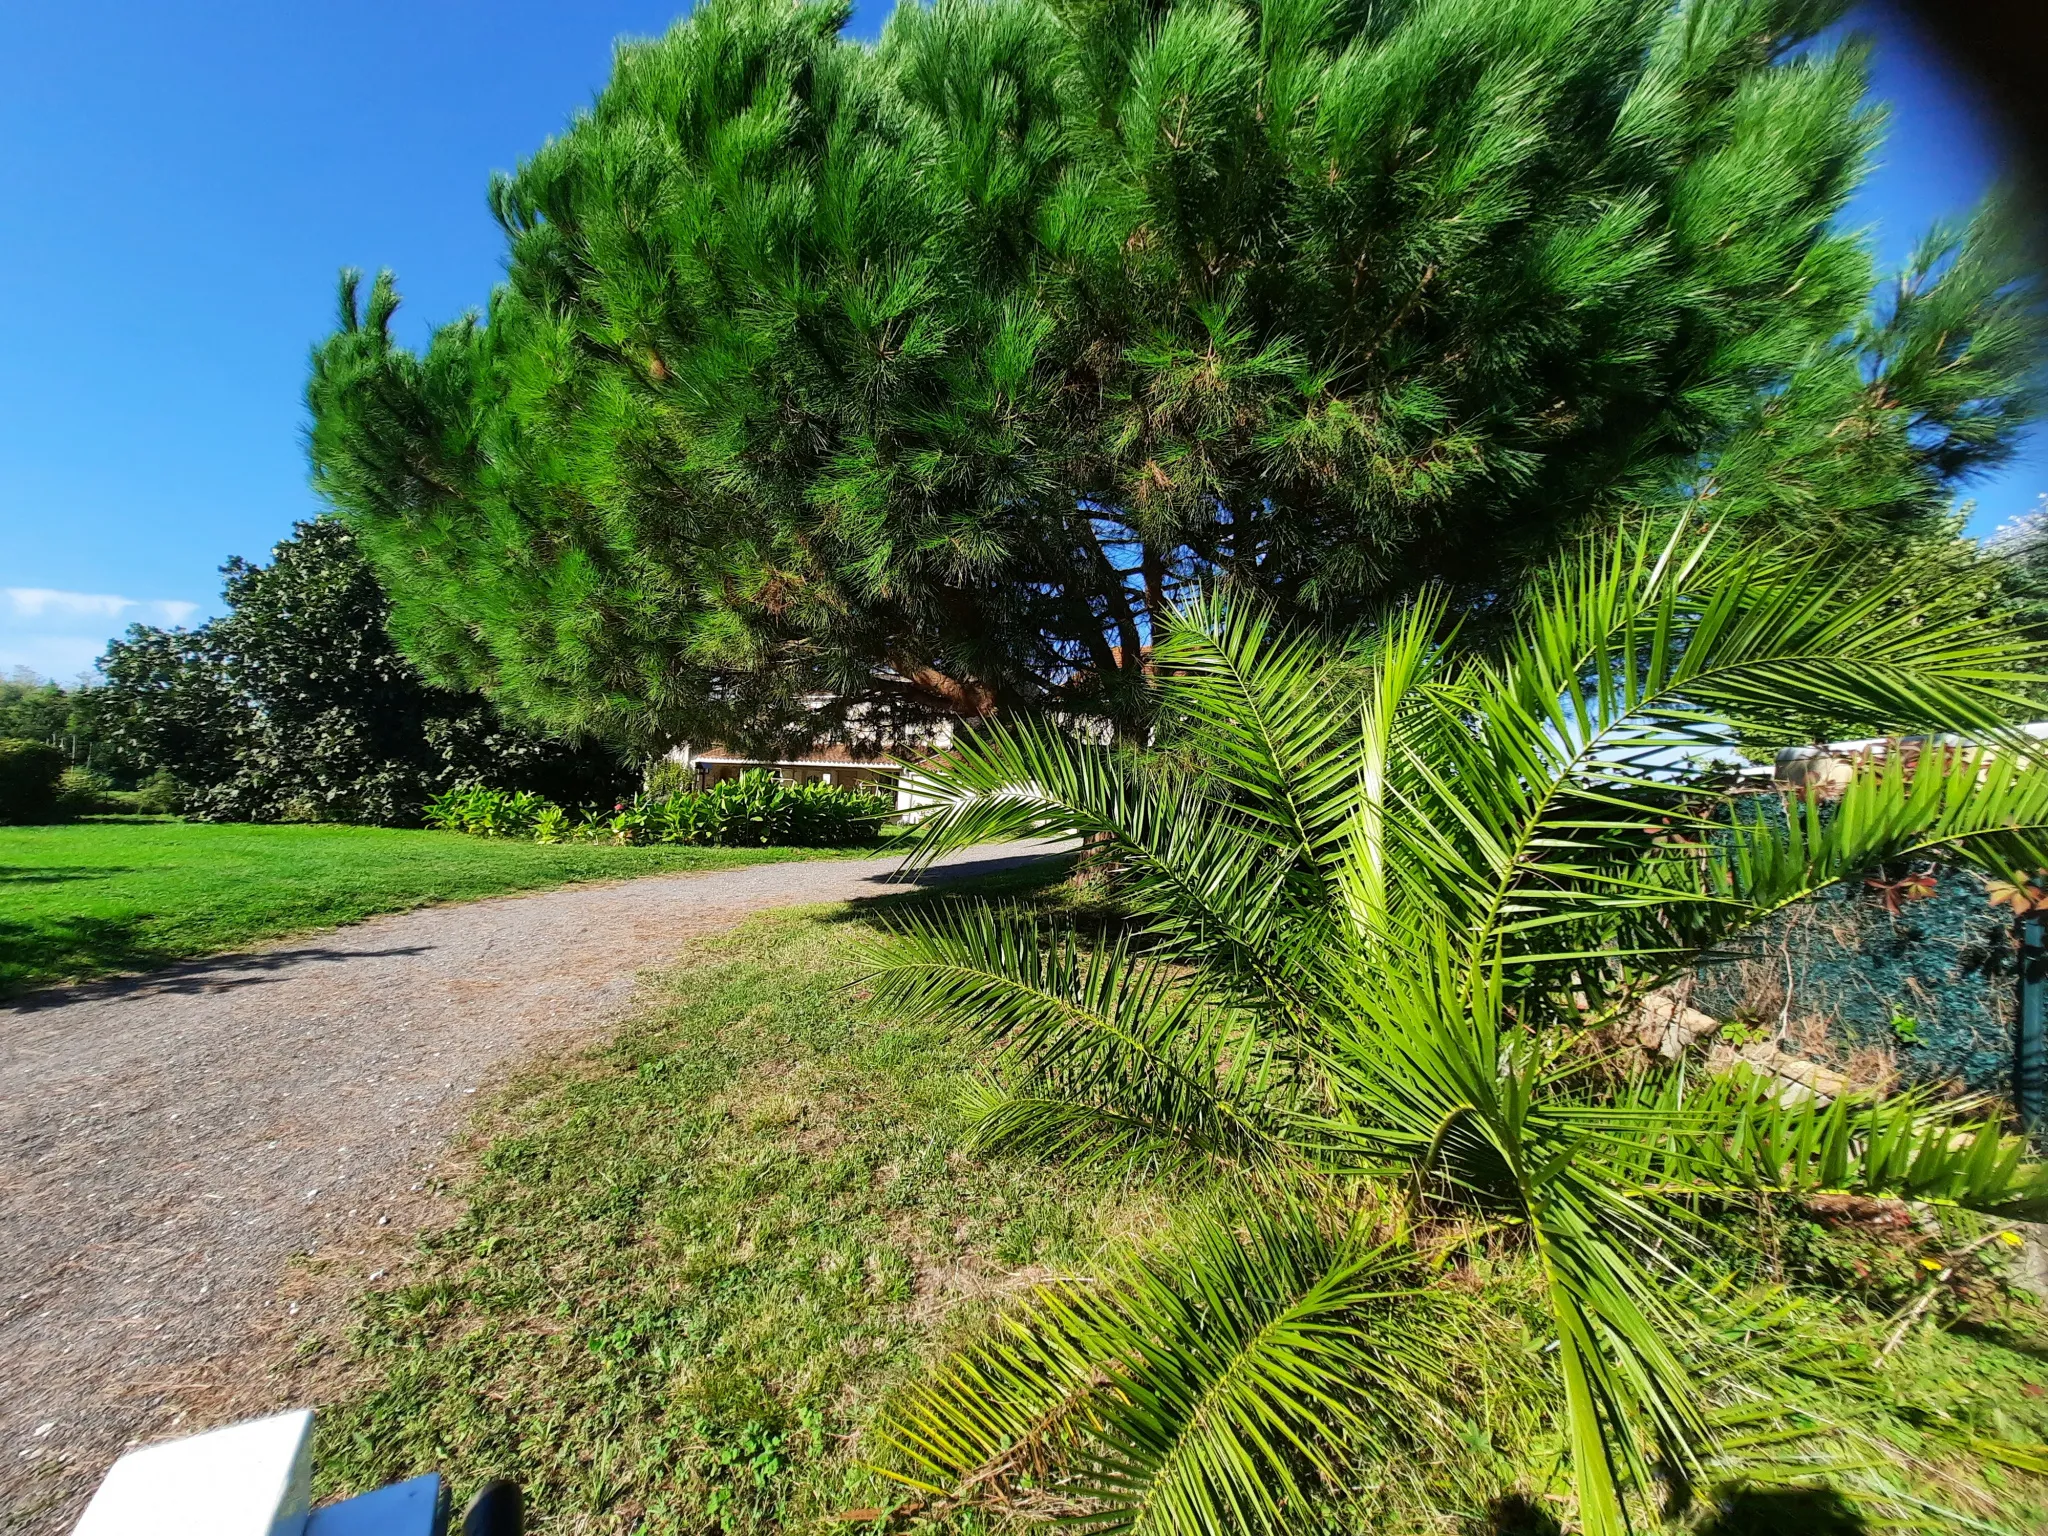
[863, 531, 2048, 1535]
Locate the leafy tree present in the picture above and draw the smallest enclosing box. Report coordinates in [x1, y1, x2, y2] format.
[93, 628, 243, 796]
[1989, 494, 2048, 630]
[865, 529, 2048, 1534]
[307, 0, 2041, 740]
[0, 739, 66, 824]
[0, 671, 71, 743]
[96, 519, 631, 825]
[0, 670, 138, 780]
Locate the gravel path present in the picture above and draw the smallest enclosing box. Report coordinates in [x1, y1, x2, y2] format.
[0, 841, 1058, 1532]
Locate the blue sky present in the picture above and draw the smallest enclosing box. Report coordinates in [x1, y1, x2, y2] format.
[0, 1, 2040, 679]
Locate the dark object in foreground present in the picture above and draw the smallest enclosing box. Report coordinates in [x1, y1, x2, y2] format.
[1696, 1484, 1867, 1536]
[298, 1473, 524, 1534]
[459, 1479, 523, 1536]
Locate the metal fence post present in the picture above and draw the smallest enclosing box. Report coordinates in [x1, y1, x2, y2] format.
[2017, 915, 2048, 1143]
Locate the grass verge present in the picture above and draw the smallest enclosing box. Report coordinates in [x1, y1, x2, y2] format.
[0, 817, 889, 995]
[300, 863, 1133, 1531]
[296, 873, 2048, 1534]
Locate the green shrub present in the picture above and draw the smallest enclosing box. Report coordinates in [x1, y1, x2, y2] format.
[642, 757, 694, 798]
[424, 771, 884, 848]
[133, 768, 191, 816]
[56, 766, 121, 817]
[649, 770, 883, 847]
[88, 769, 190, 817]
[422, 784, 552, 837]
[0, 738, 66, 824]
[574, 800, 646, 845]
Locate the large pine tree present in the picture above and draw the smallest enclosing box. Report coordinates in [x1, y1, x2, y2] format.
[307, 0, 2041, 742]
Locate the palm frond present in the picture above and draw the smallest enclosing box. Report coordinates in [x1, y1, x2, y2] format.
[1485, 736, 2048, 984]
[869, 902, 1300, 1173]
[871, 1200, 1465, 1536]
[1577, 1068, 2048, 1219]
[896, 720, 1317, 1011]
[870, 527, 2048, 1534]
[1312, 957, 1721, 1531]
[1150, 594, 1377, 873]
[1381, 527, 2048, 971]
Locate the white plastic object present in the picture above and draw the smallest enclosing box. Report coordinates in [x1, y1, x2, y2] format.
[72, 1409, 314, 1536]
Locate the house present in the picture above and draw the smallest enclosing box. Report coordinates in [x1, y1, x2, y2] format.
[662, 697, 961, 815]
[671, 740, 902, 792]
[1764, 721, 2048, 792]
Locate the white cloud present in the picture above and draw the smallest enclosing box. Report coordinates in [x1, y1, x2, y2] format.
[3, 588, 197, 625]
[0, 588, 209, 682]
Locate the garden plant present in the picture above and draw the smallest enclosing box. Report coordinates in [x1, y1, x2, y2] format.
[866, 531, 2048, 1534]
[423, 770, 886, 848]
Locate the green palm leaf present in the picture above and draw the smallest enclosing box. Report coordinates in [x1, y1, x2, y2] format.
[867, 902, 1299, 1173]
[872, 1200, 1464, 1536]
[1583, 1068, 2048, 1219]
[876, 525, 2048, 1533]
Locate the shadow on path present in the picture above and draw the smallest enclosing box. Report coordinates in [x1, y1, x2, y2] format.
[850, 845, 1072, 888]
[4, 940, 437, 1012]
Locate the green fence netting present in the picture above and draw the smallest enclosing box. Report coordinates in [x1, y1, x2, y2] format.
[1692, 862, 2019, 1098]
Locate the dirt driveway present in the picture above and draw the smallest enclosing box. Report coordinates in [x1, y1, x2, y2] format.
[0, 841, 1057, 1532]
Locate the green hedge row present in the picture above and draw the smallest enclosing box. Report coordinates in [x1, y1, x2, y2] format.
[0, 743, 189, 823]
[0, 739, 65, 823]
[423, 769, 887, 848]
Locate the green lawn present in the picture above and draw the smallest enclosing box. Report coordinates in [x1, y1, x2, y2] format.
[297, 871, 2048, 1536]
[0, 817, 875, 995]
[301, 867, 1133, 1534]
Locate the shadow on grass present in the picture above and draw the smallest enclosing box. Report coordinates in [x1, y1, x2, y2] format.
[1, 920, 434, 1008]
[1478, 1493, 1564, 1535]
[0, 915, 179, 999]
[1945, 1317, 2048, 1362]
[0, 864, 130, 885]
[1470, 1486, 1868, 1535]
[1696, 1486, 1867, 1535]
